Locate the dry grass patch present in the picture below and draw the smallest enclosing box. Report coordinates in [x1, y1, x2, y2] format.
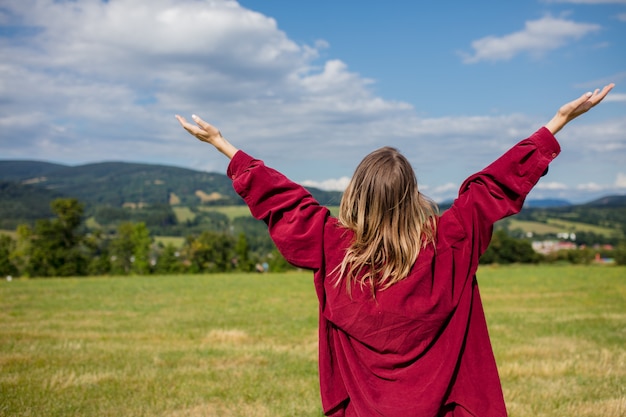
[164, 400, 272, 417]
[203, 329, 250, 345]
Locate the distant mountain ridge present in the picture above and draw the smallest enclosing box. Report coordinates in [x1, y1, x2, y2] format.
[0, 159, 343, 210]
[584, 195, 626, 207]
[0, 160, 68, 181]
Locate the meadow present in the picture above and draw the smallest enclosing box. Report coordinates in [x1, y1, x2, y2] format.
[1, 265, 624, 417]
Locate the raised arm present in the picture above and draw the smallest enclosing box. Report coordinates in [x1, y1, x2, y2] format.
[176, 113, 328, 271]
[449, 84, 615, 255]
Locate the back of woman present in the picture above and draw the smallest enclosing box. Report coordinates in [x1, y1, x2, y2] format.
[176, 84, 614, 417]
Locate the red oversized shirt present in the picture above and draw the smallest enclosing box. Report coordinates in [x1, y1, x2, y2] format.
[227, 127, 560, 417]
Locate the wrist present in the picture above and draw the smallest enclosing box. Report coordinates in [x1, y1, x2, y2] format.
[545, 114, 567, 135]
[216, 138, 238, 159]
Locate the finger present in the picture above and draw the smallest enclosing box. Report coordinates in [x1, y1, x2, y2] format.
[191, 114, 221, 138]
[570, 91, 594, 110]
[191, 114, 209, 129]
[591, 83, 614, 103]
[176, 114, 197, 130]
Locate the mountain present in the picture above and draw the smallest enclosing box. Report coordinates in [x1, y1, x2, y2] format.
[0, 160, 68, 181]
[523, 198, 571, 208]
[0, 160, 343, 229]
[0, 160, 342, 207]
[0, 160, 239, 207]
[0, 181, 61, 229]
[583, 195, 626, 207]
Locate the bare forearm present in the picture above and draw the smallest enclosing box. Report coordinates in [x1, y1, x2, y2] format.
[544, 114, 568, 136]
[214, 137, 238, 159]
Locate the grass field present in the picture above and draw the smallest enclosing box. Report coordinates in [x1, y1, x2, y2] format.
[197, 206, 253, 221]
[154, 235, 186, 248]
[1, 265, 624, 417]
[197, 206, 340, 221]
[0, 230, 16, 239]
[506, 218, 622, 238]
[172, 207, 197, 223]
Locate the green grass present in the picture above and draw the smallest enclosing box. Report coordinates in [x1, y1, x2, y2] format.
[1, 266, 625, 417]
[197, 206, 253, 221]
[0, 230, 16, 239]
[197, 205, 340, 221]
[154, 236, 186, 248]
[506, 218, 622, 238]
[172, 206, 196, 223]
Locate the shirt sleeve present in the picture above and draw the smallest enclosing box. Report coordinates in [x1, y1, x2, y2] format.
[227, 150, 330, 271]
[449, 126, 561, 255]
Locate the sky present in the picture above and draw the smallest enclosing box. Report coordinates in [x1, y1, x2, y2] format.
[0, 0, 625, 203]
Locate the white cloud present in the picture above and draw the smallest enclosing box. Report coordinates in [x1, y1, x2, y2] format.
[536, 182, 569, 190]
[302, 177, 352, 192]
[577, 182, 607, 191]
[604, 93, 626, 102]
[616, 173, 626, 188]
[0, 0, 411, 160]
[0, 0, 623, 206]
[462, 15, 601, 63]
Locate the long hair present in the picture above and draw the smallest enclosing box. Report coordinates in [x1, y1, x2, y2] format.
[336, 146, 438, 296]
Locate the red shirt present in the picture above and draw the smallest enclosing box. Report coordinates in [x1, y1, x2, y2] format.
[227, 127, 560, 417]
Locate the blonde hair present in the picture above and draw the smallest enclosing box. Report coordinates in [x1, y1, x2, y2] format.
[336, 147, 438, 296]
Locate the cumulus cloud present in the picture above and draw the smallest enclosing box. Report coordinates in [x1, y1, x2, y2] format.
[0, 0, 623, 205]
[577, 182, 607, 191]
[302, 177, 352, 192]
[536, 182, 569, 190]
[461, 15, 601, 63]
[604, 93, 626, 102]
[616, 173, 626, 188]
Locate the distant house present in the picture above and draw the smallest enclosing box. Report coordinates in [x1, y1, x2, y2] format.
[532, 240, 577, 255]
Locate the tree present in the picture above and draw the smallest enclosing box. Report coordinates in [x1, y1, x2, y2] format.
[109, 222, 153, 275]
[0, 234, 18, 277]
[265, 248, 294, 272]
[27, 198, 87, 277]
[131, 222, 152, 274]
[183, 231, 234, 273]
[10, 224, 32, 276]
[612, 242, 626, 265]
[480, 230, 540, 264]
[109, 222, 135, 275]
[84, 229, 111, 276]
[154, 243, 182, 274]
[234, 233, 254, 272]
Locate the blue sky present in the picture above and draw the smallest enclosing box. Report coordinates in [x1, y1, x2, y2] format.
[0, 0, 625, 203]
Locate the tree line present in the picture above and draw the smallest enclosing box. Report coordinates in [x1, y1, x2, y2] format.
[1, 198, 625, 278]
[0, 198, 291, 278]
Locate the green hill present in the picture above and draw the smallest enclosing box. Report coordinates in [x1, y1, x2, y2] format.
[0, 160, 342, 207]
[0, 160, 343, 231]
[0, 181, 62, 229]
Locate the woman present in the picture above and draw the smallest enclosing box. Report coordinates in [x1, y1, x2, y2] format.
[176, 84, 614, 417]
